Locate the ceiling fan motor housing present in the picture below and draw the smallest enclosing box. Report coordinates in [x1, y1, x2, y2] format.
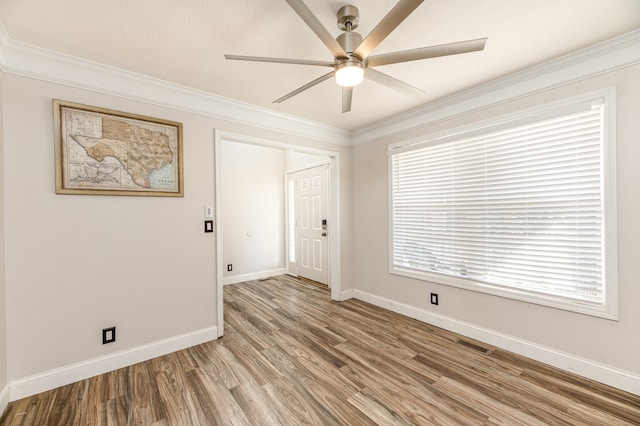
[336, 31, 363, 56]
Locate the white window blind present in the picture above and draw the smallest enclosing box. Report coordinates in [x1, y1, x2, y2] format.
[390, 94, 616, 317]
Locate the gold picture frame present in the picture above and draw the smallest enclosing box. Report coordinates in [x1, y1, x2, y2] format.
[53, 99, 184, 197]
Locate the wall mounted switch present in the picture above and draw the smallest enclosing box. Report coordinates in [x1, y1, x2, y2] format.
[205, 205, 214, 219]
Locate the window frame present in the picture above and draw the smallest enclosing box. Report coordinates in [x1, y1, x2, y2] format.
[387, 88, 618, 320]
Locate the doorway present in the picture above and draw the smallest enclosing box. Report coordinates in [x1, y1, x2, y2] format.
[214, 130, 342, 337]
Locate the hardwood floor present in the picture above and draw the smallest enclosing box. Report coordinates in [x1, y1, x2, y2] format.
[2, 275, 639, 425]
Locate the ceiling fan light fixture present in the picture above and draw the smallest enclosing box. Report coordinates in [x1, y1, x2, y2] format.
[335, 60, 364, 87]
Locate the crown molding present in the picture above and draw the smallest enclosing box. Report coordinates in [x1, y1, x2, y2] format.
[1, 20, 639, 148]
[351, 29, 640, 146]
[0, 22, 351, 147]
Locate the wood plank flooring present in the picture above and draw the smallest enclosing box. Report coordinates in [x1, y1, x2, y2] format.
[2, 275, 639, 425]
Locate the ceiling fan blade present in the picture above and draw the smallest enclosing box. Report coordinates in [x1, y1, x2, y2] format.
[342, 87, 353, 113]
[285, 0, 347, 59]
[353, 0, 423, 60]
[225, 54, 335, 67]
[273, 71, 334, 103]
[366, 68, 423, 96]
[367, 38, 487, 67]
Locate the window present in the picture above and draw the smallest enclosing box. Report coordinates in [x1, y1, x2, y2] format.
[389, 90, 617, 319]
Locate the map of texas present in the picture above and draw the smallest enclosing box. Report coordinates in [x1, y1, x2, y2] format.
[70, 118, 174, 189]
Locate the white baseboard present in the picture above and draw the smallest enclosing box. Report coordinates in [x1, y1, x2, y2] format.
[223, 268, 286, 286]
[0, 383, 8, 418]
[9, 326, 218, 401]
[340, 288, 355, 301]
[354, 290, 640, 396]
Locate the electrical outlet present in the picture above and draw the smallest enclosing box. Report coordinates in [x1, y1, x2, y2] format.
[430, 293, 439, 306]
[227, 264, 233, 272]
[102, 326, 116, 344]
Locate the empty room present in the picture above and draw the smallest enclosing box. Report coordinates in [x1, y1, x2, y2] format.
[0, 0, 639, 424]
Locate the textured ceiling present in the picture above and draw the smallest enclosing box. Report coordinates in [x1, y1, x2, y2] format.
[1, 0, 639, 130]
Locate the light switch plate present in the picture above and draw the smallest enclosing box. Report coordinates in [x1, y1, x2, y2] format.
[205, 205, 214, 219]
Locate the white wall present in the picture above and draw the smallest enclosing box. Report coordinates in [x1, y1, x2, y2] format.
[284, 151, 327, 171]
[0, 71, 9, 414]
[1, 72, 353, 399]
[221, 141, 285, 283]
[352, 64, 640, 391]
[3, 74, 218, 388]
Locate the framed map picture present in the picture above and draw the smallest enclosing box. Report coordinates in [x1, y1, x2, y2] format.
[53, 100, 184, 197]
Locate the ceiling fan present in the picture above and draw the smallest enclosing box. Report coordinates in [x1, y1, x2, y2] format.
[225, 0, 487, 113]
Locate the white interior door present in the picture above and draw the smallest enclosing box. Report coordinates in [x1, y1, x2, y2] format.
[291, 164, 329, 285]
